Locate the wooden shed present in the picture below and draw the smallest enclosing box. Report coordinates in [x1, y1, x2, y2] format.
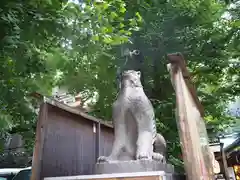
[31, 98, 114, 180]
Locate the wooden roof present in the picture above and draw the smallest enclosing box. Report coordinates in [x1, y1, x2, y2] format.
[30, 92, 113, 128]
[43, 97, 113, 128]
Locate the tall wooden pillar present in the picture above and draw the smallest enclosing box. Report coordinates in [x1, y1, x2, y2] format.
[167, 53, 214, 180]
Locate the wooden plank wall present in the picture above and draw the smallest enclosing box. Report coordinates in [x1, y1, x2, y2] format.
[31, 102, 114, 180]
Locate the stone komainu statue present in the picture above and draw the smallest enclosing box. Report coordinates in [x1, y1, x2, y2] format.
[98, 70, 166, 163]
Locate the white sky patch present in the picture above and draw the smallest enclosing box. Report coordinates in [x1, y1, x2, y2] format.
[69, 0, 79, 4]
[228, 97, 240, 117]
[221, 137, 237, 148]
[55, 70, 64, 80]
[221, 1, 239, 20]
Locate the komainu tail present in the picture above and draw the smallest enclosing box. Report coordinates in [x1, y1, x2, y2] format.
[153, 133, 167, 163]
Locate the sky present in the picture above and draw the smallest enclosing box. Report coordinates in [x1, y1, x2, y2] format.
[221, 136, 238, 148]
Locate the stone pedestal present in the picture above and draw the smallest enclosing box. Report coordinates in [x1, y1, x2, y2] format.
[94, 160, 174, 174]
[44, 171, 174, 180]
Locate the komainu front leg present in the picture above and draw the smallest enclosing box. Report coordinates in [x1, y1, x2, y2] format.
[134, 106, 155, 160]
[136, 131, 153, 160]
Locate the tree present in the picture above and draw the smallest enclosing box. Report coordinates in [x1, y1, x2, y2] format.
[0, 0, 69, 149]
[0, 0, 140, 152]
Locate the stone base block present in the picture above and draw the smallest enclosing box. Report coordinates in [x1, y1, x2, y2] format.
[44, 171, 174, 180]
[94, 160, 174, 174]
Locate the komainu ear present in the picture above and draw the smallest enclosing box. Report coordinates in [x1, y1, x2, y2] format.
[137, 71, 141, 77]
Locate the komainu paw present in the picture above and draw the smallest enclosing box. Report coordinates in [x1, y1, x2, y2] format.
[136, 151, 151, 160]
[152, 152, 166, 163]
[97, 156, 110, 163]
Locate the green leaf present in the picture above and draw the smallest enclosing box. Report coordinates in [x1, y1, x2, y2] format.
[135, 12, 142, 22]
[110, 12, 118, 19]
[92, 35, 100, 41]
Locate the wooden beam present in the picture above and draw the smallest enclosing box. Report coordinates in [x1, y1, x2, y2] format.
[167, 53, 204, 117]
[167, 53, 214, 180]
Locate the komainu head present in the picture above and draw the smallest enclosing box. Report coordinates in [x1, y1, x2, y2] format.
[121, 70, 142, 88]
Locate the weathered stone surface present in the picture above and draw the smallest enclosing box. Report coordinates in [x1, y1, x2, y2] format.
[97, 70, 166, 163]
[94, 160, 174, 174]
[45, 171, 174, 180]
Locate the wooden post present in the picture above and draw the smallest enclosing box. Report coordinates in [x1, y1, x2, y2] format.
[96, 122, 101, 162]
[167, 53, 214, 180]
[220, 143, 230, 180]
[31, 103, 48, 180]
